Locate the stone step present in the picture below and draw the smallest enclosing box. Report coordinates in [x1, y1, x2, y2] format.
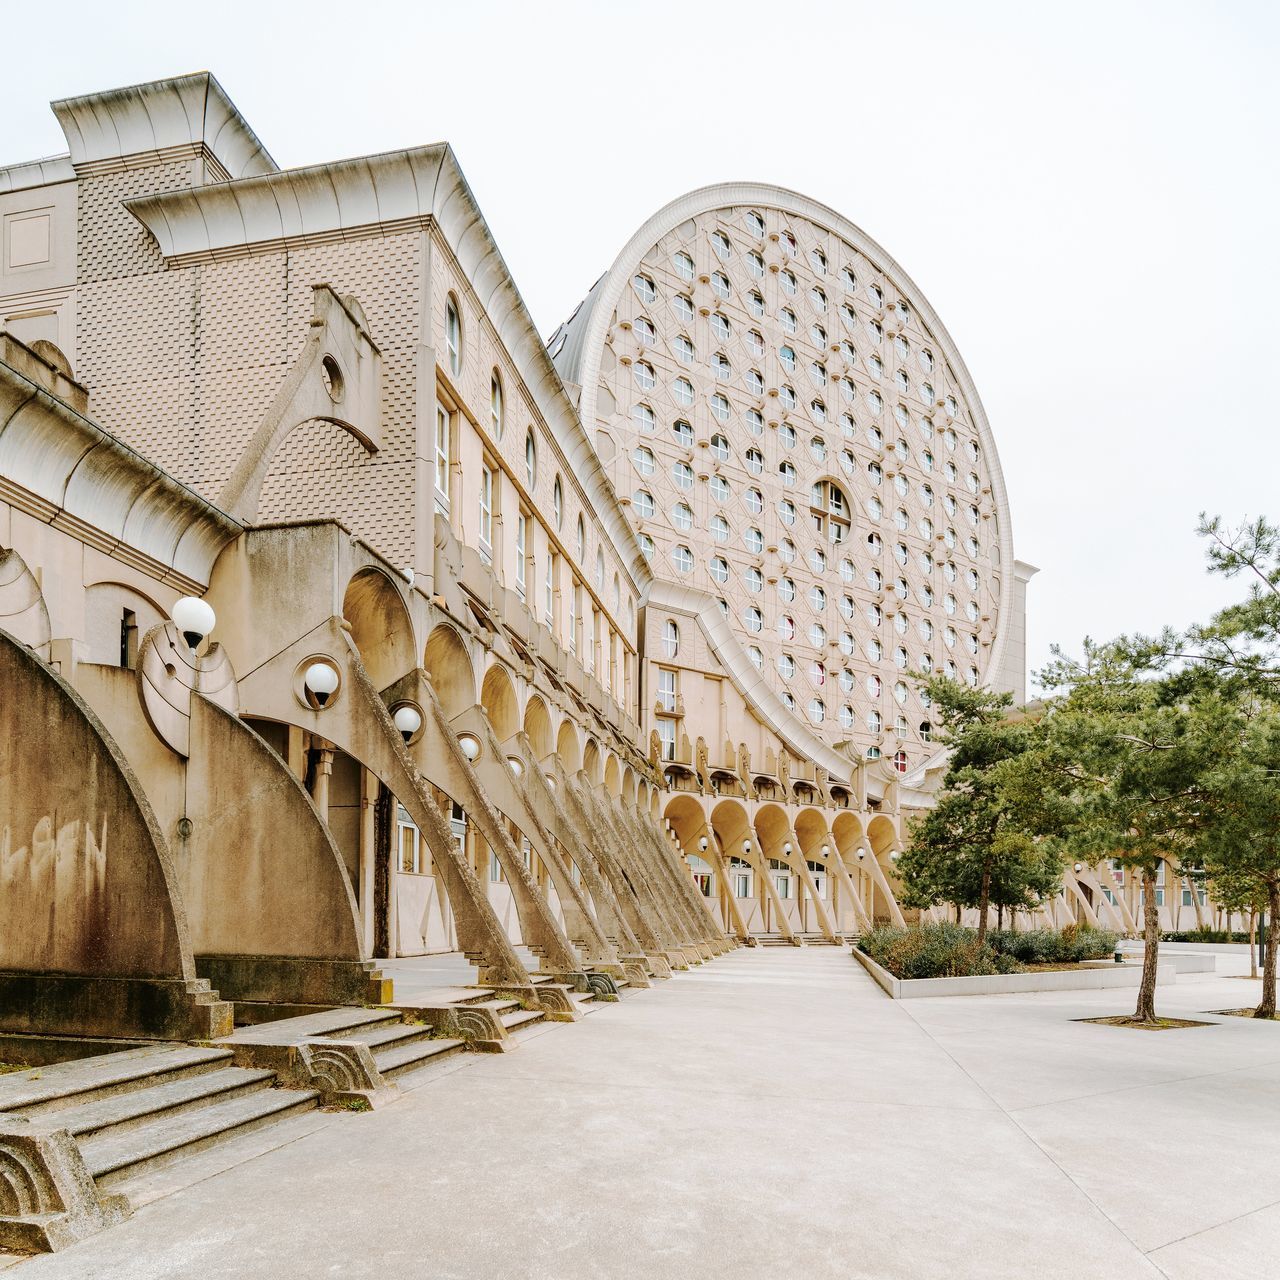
[372, 1037, 465, 1080]
[333, 1021, 435, 1052]
[219, 1006, 401, 1045]
[466, 998, 524, 1018]
[81, 1084, 319, 1190]
[45, 1066, 278, 1142]
[498, 1010, 544, 1033]
[0, 1045, 234, 1118]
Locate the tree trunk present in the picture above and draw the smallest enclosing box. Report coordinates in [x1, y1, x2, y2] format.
[997, 902, 1004, 931]
[1257, 882, 1279, 1020]
[977, 865, 991, 947]
[1134, 866, 1160, 1024]
[1249, 909, 1258, 981]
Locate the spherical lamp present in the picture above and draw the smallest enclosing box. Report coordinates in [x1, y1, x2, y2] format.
[393, 705, 422, 743]
[171, 596, 215, 652]
[304, 662, 340, 708]
[458, 734, 481, 762]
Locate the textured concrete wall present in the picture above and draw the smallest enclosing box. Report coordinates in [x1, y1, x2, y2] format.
[0, 629, 191, 983]
[183, 694, 363, 961]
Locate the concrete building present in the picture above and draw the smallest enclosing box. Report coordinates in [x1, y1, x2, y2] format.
[3, 68, 1246, 1253]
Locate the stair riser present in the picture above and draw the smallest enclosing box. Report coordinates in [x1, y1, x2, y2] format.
[90, 1093, 319, 1191]
[70, 1077, 275, 1144]
[375, 1043, 466, 1082]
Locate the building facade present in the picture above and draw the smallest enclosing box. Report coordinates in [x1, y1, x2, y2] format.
[18, 70, 1221, 1052]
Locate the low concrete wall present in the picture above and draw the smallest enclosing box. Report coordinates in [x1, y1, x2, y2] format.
[1118, 944, 1218, 973]
[852, 947, 1177, 999]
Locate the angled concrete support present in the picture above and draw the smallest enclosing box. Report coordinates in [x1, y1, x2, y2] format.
[232, 616, 532, 989]
[0, 629, 232, 1040]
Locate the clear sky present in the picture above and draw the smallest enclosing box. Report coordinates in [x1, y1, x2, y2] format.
[2, 0, 1275, 689]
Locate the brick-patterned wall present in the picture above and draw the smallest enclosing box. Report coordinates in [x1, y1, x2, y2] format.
[71, 160, 423, 567]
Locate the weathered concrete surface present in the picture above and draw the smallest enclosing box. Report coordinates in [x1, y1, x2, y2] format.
[11, 949, 1280, 1278]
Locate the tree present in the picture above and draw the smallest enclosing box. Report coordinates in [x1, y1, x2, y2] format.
[897, 678, 1062, 945]
[1189, 698, 1280, 1017]
[1022, 642, 1225, 1024]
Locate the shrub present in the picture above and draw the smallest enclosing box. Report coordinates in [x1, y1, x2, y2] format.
[986, 925, 1117, 964]
[860, 922, 1006, 979]
[860, 922, 1118, 978]
[1161, 928, 1251, 944]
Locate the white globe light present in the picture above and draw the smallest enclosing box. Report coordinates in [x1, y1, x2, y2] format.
[699, 837, 708, 851]
[821, 844, 830, 858]
[172, 596, 215, 650]
[304, 662, 340, 707]
[507, 756, 524, 778]
[742, 840, 752, 855]
[393, 705, 422, 741]
[402, 567, 415, 586]
[458, 734, 480, 761]
[890, 851, 900, 862]
[546, 776, 557, 793]
[856, 848, 866, 861]
[1073, 862, 1084, 873]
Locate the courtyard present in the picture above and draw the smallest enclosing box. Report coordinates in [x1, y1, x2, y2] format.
[7, 946, 1276, 1280]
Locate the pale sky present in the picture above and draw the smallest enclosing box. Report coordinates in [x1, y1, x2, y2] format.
[2, 0, 1275, 689]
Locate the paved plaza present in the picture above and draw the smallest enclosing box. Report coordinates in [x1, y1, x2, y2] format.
[7, 947, 1280, 1279]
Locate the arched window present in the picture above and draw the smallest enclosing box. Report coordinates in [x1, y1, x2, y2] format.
[525, 431, 537, 487]
[445, 294, 462, 375]
[662, 619, 680, 658]
[490, 371, 504, 440]
[576, 515, 585, 560]
[553, 475, 564, 529]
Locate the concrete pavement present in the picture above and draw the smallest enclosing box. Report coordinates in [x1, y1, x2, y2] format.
[9, 947, 1280, 1279]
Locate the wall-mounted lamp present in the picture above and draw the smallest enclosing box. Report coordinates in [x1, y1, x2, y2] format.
[507, 756, 524, 778]
[742, 840, 752, 855]
[856, 848, 866, 861]
[821, 844, 830, 858]
[171, 596, 215, 652]
[458, 734, 481, 762]
[304, 662, 340, 708]
[699, 837, 708, 852]
[1073, 862, 1084, 874]
[393, 704, 423, 743]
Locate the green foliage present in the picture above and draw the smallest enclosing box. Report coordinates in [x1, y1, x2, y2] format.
[1161, 928, 1252, 944]
[987, 925, 1118, 964]
[898, 678, 1063, 939]
[860, 923, 1116, 979]
[860, 922, 1001, 979]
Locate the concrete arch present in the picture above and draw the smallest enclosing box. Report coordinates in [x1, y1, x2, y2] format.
[620, 766, 637, 808]
[342, 566, 415, 691]
[603, 753, 621, 797]
[793, 807, 835, 858]
[752, 803, 795, 856]
[523, 695, 552, 758]
[83, 580, 168, 668]
[479, 662, 519, 741]
[0, 546, 52, 658]
[582, 738, 602, 787]
[424, 622, 476, 718]
[556, 719, 582, 774]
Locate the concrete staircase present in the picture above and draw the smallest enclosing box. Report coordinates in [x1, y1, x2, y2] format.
[0, 1045, 319, 1199]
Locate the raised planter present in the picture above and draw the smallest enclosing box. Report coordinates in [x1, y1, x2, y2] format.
[852, 946, 1178, 1000]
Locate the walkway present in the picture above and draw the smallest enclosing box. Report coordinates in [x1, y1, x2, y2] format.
[12, 948, 1280, 1279]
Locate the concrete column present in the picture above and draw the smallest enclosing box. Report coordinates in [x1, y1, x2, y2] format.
[312, 744, 334, 819]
